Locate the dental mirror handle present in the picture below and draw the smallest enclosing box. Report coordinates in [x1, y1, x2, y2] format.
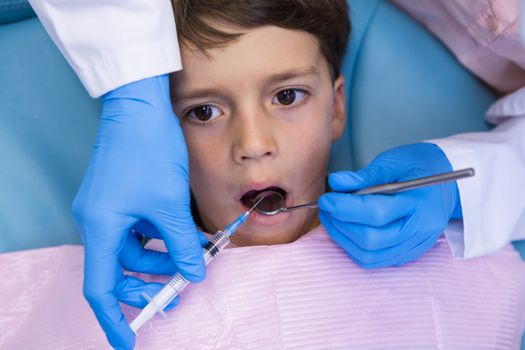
[281, 202, 319, 212]
[283, 168, 475, 212]
[351, 167, 474, 195]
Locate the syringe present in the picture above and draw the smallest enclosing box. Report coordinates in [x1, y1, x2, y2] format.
[129, 197, 264, 334]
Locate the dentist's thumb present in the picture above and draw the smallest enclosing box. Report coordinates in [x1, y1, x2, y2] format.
[328, 164, 387, 193]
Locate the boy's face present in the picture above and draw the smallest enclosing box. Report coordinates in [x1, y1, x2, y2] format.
[171, 25, 345, 246]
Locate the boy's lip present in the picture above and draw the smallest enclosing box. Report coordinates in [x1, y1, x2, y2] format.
[236, 180, 293, 208]
[242, 204, 291, 225]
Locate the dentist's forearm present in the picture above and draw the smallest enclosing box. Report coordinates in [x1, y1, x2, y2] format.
[428, 117, 525, 258]
[28, 0, 182, 98]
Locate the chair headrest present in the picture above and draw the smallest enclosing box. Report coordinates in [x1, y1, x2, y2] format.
[0, 0, 35, 24]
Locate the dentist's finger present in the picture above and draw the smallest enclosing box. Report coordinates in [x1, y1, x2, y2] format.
[122, 227, 209, 276]
[328, 171, 370, 192]
[131, 221, 209, 246]
[114, 275, 179, 310]
[319, 211, 433, 268]
[357, 231, 442, 269]
[83, 235, 135, 350]
[197, 230, 210, 246]
[318, 191, 417, 227]
[328, 160, 397, 192]
[325, 216, 416, 250]
[132, 219, 162, 239]
[150, 205, 206, 283]
[319, 211, 369, 266]
[120, 233, 177, 275]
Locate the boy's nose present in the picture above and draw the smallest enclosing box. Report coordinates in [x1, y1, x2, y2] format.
[231, 113, 278, 164]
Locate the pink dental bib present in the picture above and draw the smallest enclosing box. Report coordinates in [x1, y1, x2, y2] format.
[1, 225, 524, 349]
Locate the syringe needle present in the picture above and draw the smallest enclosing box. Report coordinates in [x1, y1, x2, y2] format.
[248, 192, 269, 214]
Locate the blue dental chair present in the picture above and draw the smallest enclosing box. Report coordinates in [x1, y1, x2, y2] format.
[0, 0, 524, 345]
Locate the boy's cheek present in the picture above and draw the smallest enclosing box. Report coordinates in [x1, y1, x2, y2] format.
[284, 133, 331, 183]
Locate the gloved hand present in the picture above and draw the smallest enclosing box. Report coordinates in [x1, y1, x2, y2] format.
[318, 142, 462, 269]
[72, 75, 205, 349]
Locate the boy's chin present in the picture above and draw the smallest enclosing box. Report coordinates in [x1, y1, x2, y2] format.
[229, 213, 320, 247]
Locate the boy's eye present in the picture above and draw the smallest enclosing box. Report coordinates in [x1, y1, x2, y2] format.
[272, 88, 306, 106]
[186, 105, 222, 122]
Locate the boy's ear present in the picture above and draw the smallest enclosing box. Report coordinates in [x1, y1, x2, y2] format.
[331, 75, 346, 142]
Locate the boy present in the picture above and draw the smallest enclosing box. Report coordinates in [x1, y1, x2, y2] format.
[157, 1, 523, 348]
[170, 0, 349, 246]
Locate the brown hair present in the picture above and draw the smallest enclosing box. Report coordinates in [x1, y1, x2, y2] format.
[171, 0, 351, 79]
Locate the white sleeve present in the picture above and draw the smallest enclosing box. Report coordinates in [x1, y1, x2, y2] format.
[428, 88, 525, 259]
[28, 0, 182, 98]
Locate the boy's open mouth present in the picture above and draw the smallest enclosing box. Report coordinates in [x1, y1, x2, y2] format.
[240, 186, 287, 212]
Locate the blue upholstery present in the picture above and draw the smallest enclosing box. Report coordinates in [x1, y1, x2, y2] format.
[0, 0, 34, 24]
[331, 0, 493, 171]
[0, 16, 99, 252]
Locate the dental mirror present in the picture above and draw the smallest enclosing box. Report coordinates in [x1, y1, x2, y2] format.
[252, 190, 318, 216]
[251, 168, 475, 216]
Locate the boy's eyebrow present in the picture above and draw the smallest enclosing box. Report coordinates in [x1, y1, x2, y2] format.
[172, 88, 223, 102]
[267, 66, 319, 83]
[172, 66, 319, 102]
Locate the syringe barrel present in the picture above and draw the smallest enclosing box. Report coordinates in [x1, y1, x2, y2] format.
[149, 230, 230, 306]
[129, 274, 189, 333]
[130, 230, 231, 333]
[203, 230, 230, 262]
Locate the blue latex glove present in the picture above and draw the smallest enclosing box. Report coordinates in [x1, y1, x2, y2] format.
[318, 143, 462, 269]
[72, 75, 205, 349]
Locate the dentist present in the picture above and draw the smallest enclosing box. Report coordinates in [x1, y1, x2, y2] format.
[29, 2, 205, 349]
[28, 0, 525, 349]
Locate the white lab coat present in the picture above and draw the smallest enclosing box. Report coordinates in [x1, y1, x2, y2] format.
[28, 0, 525, 259]
[391, 0, 525, 258]
[28, 0, 183, 98]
